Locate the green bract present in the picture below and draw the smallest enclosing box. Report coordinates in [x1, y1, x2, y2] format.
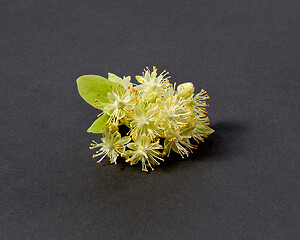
[76, 75, 123, 109]
[77, 67, 214, 172]
[87, 114, 110, 134]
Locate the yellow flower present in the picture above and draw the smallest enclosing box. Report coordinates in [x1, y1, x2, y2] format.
[90, 128, 131, 164]
[157, 95, 190, 132]
[163, 129, 195, 158]
[125, 134, 163, 172]
[129, 103, 161, 140]
[135, 66, 171, 102]
[101, 89, 136, 122]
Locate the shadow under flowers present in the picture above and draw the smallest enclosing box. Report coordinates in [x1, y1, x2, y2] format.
[158, 121, 247, 171]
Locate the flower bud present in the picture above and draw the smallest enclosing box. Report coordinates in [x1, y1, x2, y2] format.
[177, 82, 194, 99]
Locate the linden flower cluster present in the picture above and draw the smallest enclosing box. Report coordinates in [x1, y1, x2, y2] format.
[77, 67, 214, 172]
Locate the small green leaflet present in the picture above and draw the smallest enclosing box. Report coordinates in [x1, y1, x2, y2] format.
[87, 113, 110, 134]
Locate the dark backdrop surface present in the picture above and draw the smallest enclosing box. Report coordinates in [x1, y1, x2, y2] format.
[0, 0, 299, 239]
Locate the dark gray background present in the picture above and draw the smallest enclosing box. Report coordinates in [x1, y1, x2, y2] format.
[1, 0, 299, 239]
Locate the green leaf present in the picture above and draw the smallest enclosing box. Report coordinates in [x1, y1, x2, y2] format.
[76, 75, 122, 109]
[87, 114, 110, 133]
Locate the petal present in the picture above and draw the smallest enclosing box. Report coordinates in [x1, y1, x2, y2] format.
[127, 142, 138, 150]
[135, 75, 144, 84]
[108, 73, 123, 84]
[107, 92, 115, 101]
[123, 76, 131, 82]
[150, 70, 157, 79]
[119, 136, 131, 145]
[144, 71, 151, 83]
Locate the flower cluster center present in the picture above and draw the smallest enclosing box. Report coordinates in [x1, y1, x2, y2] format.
[115, 99, 125, 109]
